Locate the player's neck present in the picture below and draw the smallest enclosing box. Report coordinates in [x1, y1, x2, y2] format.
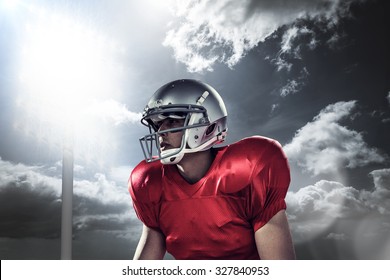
[176, 149, 214, 184]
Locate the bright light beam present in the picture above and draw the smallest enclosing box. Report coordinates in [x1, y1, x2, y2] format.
[17, 5, 126, 259]
[20, 15, 123, 127]
[1, 0, 20, 10]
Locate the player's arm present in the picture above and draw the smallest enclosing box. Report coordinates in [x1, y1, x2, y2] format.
[133, 225, 166, 260]
[254, 210, 296, 260]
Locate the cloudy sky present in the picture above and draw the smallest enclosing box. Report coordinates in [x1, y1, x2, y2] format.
[0, 0, 389, 260]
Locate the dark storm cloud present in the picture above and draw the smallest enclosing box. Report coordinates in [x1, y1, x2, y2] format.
[245, 0, 361, 19]
[0, 157, 142, 259]
[0, 183, 61, 239]
[0, 158, 137, 240]
[0, 158, 62, 239]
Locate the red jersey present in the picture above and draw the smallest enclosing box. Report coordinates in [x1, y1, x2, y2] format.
[129, 136, 290, 259]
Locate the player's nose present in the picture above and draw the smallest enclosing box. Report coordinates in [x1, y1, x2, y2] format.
[158, 120, 168, 133]
[158, 132, 167, 144]
[158, 128, 167, 137]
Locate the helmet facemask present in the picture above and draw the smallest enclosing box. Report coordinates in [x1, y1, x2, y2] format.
[139, 104, 211, 164]
[140, 109, 227, 164]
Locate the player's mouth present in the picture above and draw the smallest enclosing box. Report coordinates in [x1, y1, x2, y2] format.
[160, 142, 172, 151]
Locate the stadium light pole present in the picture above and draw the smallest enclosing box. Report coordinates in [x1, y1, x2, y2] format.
[61, 127, 73, 260]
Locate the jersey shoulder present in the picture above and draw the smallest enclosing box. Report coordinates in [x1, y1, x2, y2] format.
[224, 135, 284, 163]
[213, 136, 283, 194]
[128, 160, 163, 203]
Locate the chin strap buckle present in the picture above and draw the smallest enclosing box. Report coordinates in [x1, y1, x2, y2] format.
[217, 130, 227, 141]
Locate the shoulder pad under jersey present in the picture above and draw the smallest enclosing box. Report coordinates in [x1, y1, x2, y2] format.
[224, 136, 282, 163]
[215, 136, 284, 193]
[129, 160, 163, 203]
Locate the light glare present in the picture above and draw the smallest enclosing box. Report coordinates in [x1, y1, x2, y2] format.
[2, 0, 19, 10]
[16, 7, 128, 165]
[20, 16, 119, 114]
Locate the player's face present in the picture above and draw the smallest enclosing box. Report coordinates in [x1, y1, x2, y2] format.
[157, 118, 185, 151]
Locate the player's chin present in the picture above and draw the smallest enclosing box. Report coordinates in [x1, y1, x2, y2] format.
[162, 145, 182, 153]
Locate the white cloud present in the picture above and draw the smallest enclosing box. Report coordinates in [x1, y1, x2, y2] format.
[287, 169, 390, 245]
[108, 165, 133, 185]
[286, 180, 364, 242]
[273, 56, 293, 72]
[280, 80, 300, 97]
[326, 232, 347, 240]
[273, 25, 315, 72]
[270, 103, 280, 114]
[279, 67, 309, 97]
[387, 92, 390, 106]
[280, 67, 309, 96]
[382, 118, 390, 123]
[0, 157, 61, 197]
[327, 32, 345, 50]
[369, 109, 390, 124]
[362, 169, 390, 215]
[85, 99, 142, 126]
[72, 173, 134, 232]
[75, 174, 128, 206]
[280, 26, 301, 54]
[164, 0, 362, 72]
[284, 101, 386, 176]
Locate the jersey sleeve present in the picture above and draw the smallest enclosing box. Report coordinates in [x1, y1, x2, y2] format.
[248, 140, 291, 232]
[128, 161, 162, 231]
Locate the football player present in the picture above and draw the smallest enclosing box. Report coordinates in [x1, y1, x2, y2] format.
[129, 79, 295, 259]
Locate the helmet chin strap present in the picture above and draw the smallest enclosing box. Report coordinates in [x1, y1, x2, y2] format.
[160, 148, 184, 164]
[159, 131, 226, 165]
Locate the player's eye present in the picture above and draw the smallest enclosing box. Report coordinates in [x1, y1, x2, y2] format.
[152, 121, 162, 131]
[167, 119, 177, 125]
[161, 112, 186, 119]
[157, 118, 185, 131]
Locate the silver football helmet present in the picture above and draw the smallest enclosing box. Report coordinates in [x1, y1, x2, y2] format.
[139, 79, 228, 164]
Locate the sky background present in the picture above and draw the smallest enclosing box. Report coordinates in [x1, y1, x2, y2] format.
[0, 0, 389, 260]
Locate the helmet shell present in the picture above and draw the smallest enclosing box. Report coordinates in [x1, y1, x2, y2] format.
[145, 79, 227, 125]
